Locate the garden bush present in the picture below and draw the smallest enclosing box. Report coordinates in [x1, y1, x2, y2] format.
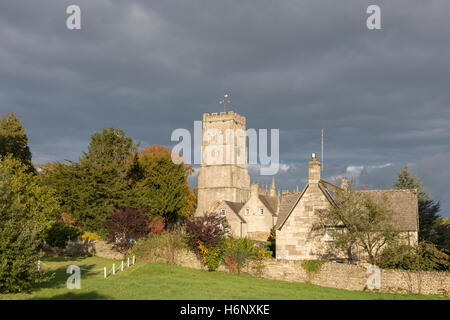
[378, 242, 449, 271]
[221, 238, 272, 275]
[44, 221, 82, 248]
[129, 229, 188, 265]
[80, 231, 102, 241]
[222, 237, 255, 274]
[104, 208, 150, 252]
[185, 212, 229, 253]
[148, 216, 165, 235]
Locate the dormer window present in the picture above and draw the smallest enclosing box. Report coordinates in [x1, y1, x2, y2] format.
[259, 208, 264, 216]
[220, 208, 226, 216]
[245, 208, 250, 216]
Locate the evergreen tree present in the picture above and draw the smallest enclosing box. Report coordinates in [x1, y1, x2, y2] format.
[393, 166, 441, 243]
[0, 113, 33, 171]
[39, 127, 139, 235]
[132, 145, 195, 225]
[0, 156, 58, 292]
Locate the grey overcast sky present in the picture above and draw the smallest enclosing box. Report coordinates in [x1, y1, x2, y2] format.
[1, 0, 449, 217]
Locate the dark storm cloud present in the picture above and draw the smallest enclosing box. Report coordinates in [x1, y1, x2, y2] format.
[0, 0, 449, 216]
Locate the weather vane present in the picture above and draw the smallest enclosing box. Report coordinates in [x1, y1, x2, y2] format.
[219, 93, 231, 112]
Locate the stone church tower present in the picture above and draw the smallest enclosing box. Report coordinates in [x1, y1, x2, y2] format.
[195, 111, 250, 216]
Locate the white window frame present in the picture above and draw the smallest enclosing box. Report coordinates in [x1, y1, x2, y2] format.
[220, 208, 226, 216]
[259, 208, 264, 216]
[244, 208, 250, 216]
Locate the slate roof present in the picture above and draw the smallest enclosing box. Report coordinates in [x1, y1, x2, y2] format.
[275, 189, 305, 229]
[276, 179, 419, 232]
[352, 190, 419, 231]
[222, 201, 246, 223]
[258, 195, 279, 216]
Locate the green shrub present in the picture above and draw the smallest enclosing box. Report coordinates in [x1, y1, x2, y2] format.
[129, 229, 188, 265]
[301, 260, 326, 278]
[198, 243, 224, 271]
[222, 237, 254, 274]
[378, 242, 449, 271]
[221, 238, 272, 275]
[44, 221, 82, 248]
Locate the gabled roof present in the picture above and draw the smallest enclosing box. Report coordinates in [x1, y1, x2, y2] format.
[352, 190, 419, 231]
[222, 201, 246, 223]
[258, 195, 279, 216]
[275, 187, 308, 229]
[276, 179, 419, 232]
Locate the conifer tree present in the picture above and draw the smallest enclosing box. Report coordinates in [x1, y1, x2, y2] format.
[393, 166, 441, 243]
[0, 112, 33, 171]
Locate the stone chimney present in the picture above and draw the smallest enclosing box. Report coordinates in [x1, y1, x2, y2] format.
[308, 153, 321, 184]
[341, 177, 348, 190]
[251, 183, 259, 197]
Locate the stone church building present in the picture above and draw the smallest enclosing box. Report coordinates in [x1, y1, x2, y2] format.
[195, 110, 419, 260]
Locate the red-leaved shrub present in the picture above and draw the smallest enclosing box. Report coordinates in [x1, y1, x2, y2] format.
[185, 212, 229, 252]
[148, 216, 165, 235]
[104, 208, 149, 252]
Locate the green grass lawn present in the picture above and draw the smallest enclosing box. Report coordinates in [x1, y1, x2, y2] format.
[1, 255, 448, 300]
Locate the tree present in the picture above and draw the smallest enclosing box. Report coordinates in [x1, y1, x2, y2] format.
[393, 166, 442, 244]
[0, 156, 58, 293]
[39, 127, 139, 235]
[0, 113, 33, 171]
[318, 187, 399, 265]
[104, 208, 150, 252]
[132, 145, 195, 224]
[433, 218, 450, 252]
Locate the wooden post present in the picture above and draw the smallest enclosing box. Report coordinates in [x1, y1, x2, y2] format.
[121, 261, 124, 271]
[104, 267, 107, 278]
[127, 257, 130, 268]
[132, 256, 135, 265]
[112, 264, 115, 275]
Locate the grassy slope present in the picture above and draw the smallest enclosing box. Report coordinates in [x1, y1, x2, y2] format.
[1, 256, 448, 300]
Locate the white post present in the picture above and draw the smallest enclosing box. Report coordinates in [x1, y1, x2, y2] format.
[127, 257, 130, 268]
[104, 267, 107, 278]
[132, 256, 135, 265]
[112, 264, 115, 275]
[38, 260, 41, 272]
[121, 261, 124, 271]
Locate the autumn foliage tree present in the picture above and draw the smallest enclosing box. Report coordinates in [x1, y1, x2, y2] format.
[132, 145, 195, 224]
[39, 129, 196, 235]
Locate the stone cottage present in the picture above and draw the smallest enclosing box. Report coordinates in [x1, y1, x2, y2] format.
[195, 110, 419, 257]
[275, 155, 419, 260]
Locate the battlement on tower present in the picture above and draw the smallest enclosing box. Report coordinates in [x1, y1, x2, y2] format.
[202, 111, 246, 126]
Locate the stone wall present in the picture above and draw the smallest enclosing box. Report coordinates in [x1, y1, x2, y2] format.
[88, 240, 449, 296]
[173, 249, 450, 296]
[91, 240, 123, 259]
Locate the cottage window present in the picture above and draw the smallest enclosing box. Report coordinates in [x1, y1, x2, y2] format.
[245, 208, 250, 216]
[324, 227, 337, 241]
[220, 208, 226, 216]
[259, 208, 264, 216]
